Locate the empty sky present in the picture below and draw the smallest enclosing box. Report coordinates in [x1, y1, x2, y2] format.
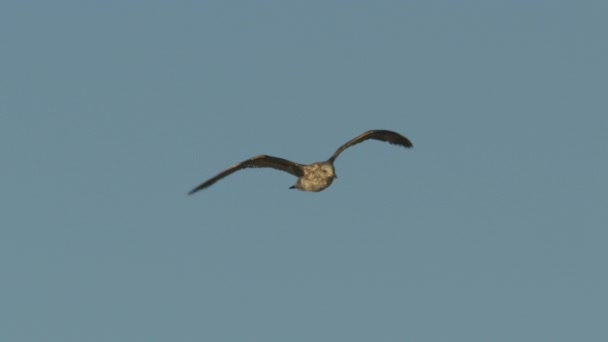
[1, 1, 607, 341]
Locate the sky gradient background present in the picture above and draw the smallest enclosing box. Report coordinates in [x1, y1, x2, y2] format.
[2, 1, 607, 341]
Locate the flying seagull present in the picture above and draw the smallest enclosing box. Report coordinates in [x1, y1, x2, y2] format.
[188, 129, 413, 194]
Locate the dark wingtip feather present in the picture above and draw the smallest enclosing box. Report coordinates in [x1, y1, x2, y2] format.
[187, 185, 205, 196]
[373, 129, 413, 148]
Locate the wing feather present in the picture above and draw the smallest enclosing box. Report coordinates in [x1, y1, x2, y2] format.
[328, 130, 413, 162]
[188, 155, 304, 194]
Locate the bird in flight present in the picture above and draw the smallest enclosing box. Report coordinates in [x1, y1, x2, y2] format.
[188, 129, 413, 195]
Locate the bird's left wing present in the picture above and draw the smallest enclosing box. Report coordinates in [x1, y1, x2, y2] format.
[188, 155, 304, 194]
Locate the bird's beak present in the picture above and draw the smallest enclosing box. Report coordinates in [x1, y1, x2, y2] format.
[334, 174, 338, 179]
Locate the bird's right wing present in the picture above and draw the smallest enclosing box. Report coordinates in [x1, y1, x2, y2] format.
[188, 155, 304, 194]
[328, 129, 413, 162]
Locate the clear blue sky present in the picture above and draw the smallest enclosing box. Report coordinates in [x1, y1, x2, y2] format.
[2, 1, 607, 341]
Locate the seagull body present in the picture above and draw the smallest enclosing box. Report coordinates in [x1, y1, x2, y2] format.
[188, 129, 412, 194]
[291, 162, 337, 192]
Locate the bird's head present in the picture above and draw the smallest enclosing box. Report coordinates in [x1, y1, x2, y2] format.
[320, 163, 337, 179]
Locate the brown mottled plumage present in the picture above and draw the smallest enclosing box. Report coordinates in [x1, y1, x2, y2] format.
[188, 129, 413, 194]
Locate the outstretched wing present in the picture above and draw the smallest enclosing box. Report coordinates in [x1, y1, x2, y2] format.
[188, 155, 304, 194]
[328, 129, 413, 162]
